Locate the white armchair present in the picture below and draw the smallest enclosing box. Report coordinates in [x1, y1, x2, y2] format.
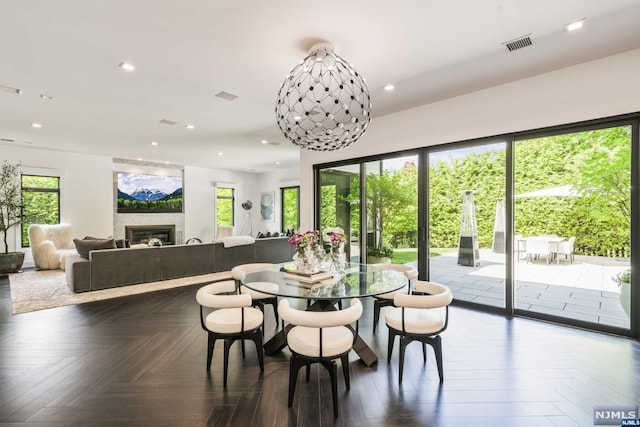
[27, 224, 75, 270]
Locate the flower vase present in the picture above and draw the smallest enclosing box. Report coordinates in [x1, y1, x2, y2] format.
[293, 249, 320, 274]
[329, 243, 346, 280]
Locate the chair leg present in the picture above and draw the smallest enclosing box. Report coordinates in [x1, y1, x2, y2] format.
[320, 360, 339, 418]
[387, 328, 397, 362]
[206, 333, 216, 372]
[247, 329, 264, 371]
[306, 364, 311, 382]
[223, 338, 232, 387]
[241, 338, 246, 359]
[430, 335, 444, 383]
[399, 336, 409, 384]
[422, 342, 427, 363]
[373, 300, 381, 334]
[340, 354, 350, 390]
[288, 355, 305, 407]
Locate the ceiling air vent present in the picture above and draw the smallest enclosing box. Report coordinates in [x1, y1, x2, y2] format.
[159, 119, 177, 126]
[0, 138, 15, 142]
[504, 34, 533, 52]
[215, 91, 239, 101]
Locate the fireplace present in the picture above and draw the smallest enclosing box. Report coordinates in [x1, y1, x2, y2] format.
[125, 225, 176, 246]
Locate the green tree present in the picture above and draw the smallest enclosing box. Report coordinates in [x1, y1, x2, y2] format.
[0, 162, 23, 253]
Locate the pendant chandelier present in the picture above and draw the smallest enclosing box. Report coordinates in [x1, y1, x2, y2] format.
[275, 43, 372, 151]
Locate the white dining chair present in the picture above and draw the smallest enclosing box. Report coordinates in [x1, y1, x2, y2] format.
[371, 263, 417, 333]
[386, 280, 452, 384]
[196, 280, 264, 387]
[231, 263, 280, 326]
[278, 298, 363, 418]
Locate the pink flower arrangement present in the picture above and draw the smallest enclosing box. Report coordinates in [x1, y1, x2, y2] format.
[288, 230, 320, 256]
[326, 230, 347, 248]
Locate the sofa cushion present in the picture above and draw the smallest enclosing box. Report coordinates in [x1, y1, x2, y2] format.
[73, 238, 117, 259]
[84, 236, 129, 248]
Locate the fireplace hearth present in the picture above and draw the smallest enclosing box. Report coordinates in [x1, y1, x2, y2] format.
[125, 225, 176, 246]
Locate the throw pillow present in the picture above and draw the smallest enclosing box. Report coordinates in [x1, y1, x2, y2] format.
[73, 238, 117, 259]
[84, 235, 129, 248]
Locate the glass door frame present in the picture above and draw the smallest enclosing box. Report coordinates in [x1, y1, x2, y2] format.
[313, 113, 640, 338]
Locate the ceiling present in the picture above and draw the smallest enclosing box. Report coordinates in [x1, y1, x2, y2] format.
[2, 0, 640, 173]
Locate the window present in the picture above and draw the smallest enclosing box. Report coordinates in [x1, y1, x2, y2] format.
[281, 186, 299, 232]
[21, 175, 60, 247]
[216, 187, 234, 227]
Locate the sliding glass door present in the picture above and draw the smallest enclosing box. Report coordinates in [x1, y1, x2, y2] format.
[514, 125, 631, 329]
[427, 142, 506, 308]
[315, 115, 637, 336]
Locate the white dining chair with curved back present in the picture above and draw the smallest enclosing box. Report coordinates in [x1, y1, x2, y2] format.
[278, 298, 363, 418]
[196, 280, 264, 387]
[386, 280, 452, 384]
[371, 263, 417, 333]
[231, 263, 280, 326]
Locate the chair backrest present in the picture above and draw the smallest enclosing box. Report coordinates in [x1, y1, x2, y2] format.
[27, 223, 73, 249]
[196, 280, 251, 308]
[397, 281, 453, 309]
[278, 299, 362, 328]
[231, 263, 279, 281]
[525, 237, 550, 255]
[378, 262, 418, 281]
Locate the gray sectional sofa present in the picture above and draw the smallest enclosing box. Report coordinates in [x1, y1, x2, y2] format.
[65, 237, 293, 292]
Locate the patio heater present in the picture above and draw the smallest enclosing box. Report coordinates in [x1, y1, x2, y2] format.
[458, 190, 480, 266]
[492, 198, 505, 253]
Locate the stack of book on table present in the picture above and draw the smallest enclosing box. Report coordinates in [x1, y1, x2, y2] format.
[284, 270, 333, 284]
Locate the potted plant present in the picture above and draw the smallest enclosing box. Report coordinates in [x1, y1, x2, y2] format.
[614, 269, 630, 318]
[0, 161, 25, 274]
[367, 245, 394, 264]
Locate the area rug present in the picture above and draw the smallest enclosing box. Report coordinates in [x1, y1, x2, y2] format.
[8, 269, 231, 315]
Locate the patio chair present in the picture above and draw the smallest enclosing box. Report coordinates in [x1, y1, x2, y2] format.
[555, 236, 576, 263]
[525, 237, 552, 264]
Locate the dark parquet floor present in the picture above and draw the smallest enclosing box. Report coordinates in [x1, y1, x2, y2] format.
[1, 275, 639, 426]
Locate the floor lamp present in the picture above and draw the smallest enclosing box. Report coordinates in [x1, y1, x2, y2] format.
[240, 200, 254, 236]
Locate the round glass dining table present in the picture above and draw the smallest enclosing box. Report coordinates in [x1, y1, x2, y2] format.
[242, 262, 408, 366]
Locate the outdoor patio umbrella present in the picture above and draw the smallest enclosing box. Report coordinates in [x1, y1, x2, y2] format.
[515, 185, 581, 198]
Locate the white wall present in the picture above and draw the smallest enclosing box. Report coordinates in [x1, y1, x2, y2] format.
[1, 145, 113, 260]
[298, 48, 640, 229]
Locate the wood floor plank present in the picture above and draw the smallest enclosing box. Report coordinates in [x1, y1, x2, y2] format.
[0, 276, 638, 426]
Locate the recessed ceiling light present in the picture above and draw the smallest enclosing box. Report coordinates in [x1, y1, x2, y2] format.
[218, 152, 223, 156]
[165, 161, 170, 164]
[261, 139, 268, 144]
[137, 157, 142, 161]
[185, 124, 195, 129]
[31, 123, 42, 128]
[384, 84, 395, 91]
[565, 19, 585, 32]
[150, 141, 159, 146]
[40, 94, 54, 100]
[275, 161, 281, 165]
[118, 61, 135, 71]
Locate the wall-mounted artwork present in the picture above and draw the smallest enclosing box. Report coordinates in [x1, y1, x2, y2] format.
[117, 172, 183, 213]
[260, 191, 274, 222]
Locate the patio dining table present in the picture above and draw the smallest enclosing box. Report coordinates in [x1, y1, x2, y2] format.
[525, 235, 567, 264]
